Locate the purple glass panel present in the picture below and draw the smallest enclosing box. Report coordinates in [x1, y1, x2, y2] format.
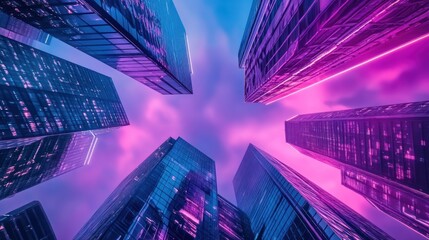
[285, 100, 429, 237]
[240, 0, 429, 103]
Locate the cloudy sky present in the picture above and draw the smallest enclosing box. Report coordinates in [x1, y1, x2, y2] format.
[1, 0, 428, 239]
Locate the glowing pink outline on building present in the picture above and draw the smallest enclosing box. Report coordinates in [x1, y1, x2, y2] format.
[265, 32, 429, 105]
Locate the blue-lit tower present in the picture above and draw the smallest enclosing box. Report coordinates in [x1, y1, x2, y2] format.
[0, 13, 129, 142]
[0, 0, 193, 94]
[75, 137, 254, 239]
[234, 144, 393, 239]
[75, 137, 219, 239]
[0, 131, 97, 200]
[0, 201, 56, 240]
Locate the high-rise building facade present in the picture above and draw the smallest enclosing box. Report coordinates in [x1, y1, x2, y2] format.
[0, 131, 97, 200]
[0, 12, 129, 141]
[75, 137, 254, 239]
[75, 137, 220, 239]
[234, 144, 393, 239]
[285, 101, 429, 236]
[239, 0, 429, 104]
[285, 101, 429, 194]
[217, 195, 254, 240]
[342, 168, 429, 237]
[0, 201, 56, 240]
[0, 0, 193, 94]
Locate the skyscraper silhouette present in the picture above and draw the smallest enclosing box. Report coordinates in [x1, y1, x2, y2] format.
[75, 137, 253, 239]
[286, 101, 429, 237]
[239, 0, 429, 104]
[234, 144, 393, 239]
[0, 201, 56, 240]
[0, 0, 193, 94]
[0, 13, 129, 142]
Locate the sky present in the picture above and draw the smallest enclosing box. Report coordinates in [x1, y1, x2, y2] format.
[1, 0, 429, 239]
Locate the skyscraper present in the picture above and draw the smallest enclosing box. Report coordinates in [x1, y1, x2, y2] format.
[0, 12, 129, 141]
[0, 0, 193, 94]
[75, 137, 253, 239]
[239, 0, 429, 104]
[234, 144, 393, 239]
[285, 101, 429, 236]
[342, 168, 429, 237]
[0, 201, 56, 240]
[75, 137, 220, 239]
[0, 131, 97, 200]
[217, 195, 254, 240]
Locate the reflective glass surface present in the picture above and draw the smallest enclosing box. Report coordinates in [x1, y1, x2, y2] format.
[342, 168, 429, 237]
[0, 131, 97, 200]
[239, 0, 429, 103]
[233, 144, 392, 239]
[286, 101, 429, 194]
[0, 201, 56, 240]
[286, 100, 429, 237]
[75, 137, 219, 239]
[0, 0, 193, 94]
[0, 32, 128, 140]
[218, 195, 254, 240]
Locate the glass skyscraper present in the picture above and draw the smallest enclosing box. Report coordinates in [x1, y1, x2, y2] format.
[0, 0, 193, 94]
[342, 168, 429, 237]
[234, 144, 393, 239]
[239, 0, 429, 104]
[0, 131, 97, 200]
[0, 12, 129, 141]
[285, 101, 429, 237]
[217, 195, 254, 240]
[76, 137, 253, 239]
[0, 201, 56, 240]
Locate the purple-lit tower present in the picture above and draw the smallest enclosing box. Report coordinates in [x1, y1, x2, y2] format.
[0, 201, 56, 240]
[239, 0, 429, 104]
[75, 137, 253, 239]
[218, 195, 254, 240]
[285, 101, 429, 237]
[0, 0, 193, 94]
[342, 168, 429, 238]
[234, 144, 392, 239]
[0, 131, 97, 200]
